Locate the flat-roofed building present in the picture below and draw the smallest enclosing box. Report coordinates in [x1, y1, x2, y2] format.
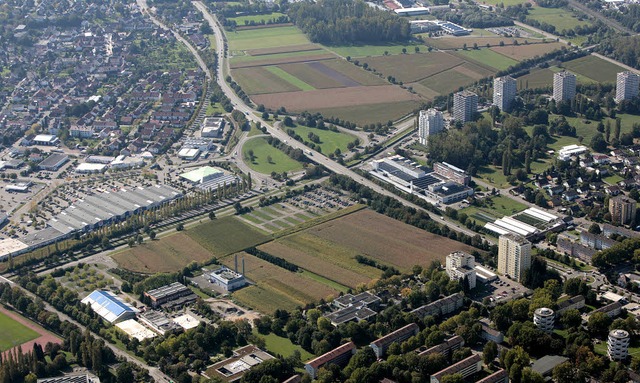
[202, 117, 225, 138]
[39, 153, 68, 171]
[533, 307, 555, 333]
[498, 233, 531, 282]
[431, 354, 482, 383]
[493, 76, 517, 112]
[326, 292, 381, 326]
[207, 345, 274, 382]
[433, 162, 471, 186]
[209, 266, 247, 292]
[446, 251, 476, 289]
[144, 282, 197, 308]
[609, 195, 637, 225]
[608, 329, 630, 361]
[37, 373, 100, 383]
[531, 355, 569, 377]
[418, 109, 444, 146]
[590, 301, 623, 318]
[615, 71, 639, 103]
[305, 342, 356, 379]
[32, 134, 59, 146]
[418, 335, 464, 357]
[453, 90, 478, 123]
[370, 323, 420, 358]
[81, 290, 138, 324]
[553, 71, 576, 101]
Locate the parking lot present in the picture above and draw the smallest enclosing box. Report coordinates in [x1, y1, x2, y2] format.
[474, 274, 532, 304]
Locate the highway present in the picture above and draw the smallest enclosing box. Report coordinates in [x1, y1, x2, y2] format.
[192, 1, 484, 242]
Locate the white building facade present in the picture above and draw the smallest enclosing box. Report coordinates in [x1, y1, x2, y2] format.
[497, 233, 531, 282]
[446, 251, 476, 289]
[418, 109, 444, 146]
[608, 329, 630, 361]
[553, 71, 576, 101]
[493, 76, 517, 112]
[453, 91, 478, 123]
[615, 71, 640, 103]
[533, 307, 555, 333]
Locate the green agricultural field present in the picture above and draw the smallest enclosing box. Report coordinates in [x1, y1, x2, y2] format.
[315, 100, 420, 125]
[265, 66, 315, 91]
[227, 26, 310, 51]
[477, 0, 530, 6]
[527, 7, 592, 32]
[561, 55, 625, 83]
[287, 124, 357, 154]
[242, 137, 305, 174]
[187, 216, 271, 257]
[515, 68, 554, 90]
[0, 311, 40, 352]
[323, 42, 424, 58]
[454, 48, 519, 71]
[233, 285, 302, 313]
[227, 12, 288, 26]
[253, 330, 314, 360]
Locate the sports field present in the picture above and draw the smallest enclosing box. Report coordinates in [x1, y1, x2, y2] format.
[242, 137, 305, 174]
[0, 310, 40, 352]
[112, 233, 214, 273]
[0, 307, 60, 353]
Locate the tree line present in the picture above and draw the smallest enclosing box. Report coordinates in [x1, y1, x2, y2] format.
[288, 0, 410, 44]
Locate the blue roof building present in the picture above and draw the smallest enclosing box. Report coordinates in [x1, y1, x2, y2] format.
[81, 290, 138, 323]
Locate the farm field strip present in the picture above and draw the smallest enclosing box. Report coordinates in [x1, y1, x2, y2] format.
[561, 55, 625, 83]
[490, 42, 564, 61]
[112, 233, 214, 273]
[227, 26, 311, 51]
[231, 51, 336, 67]
[453, 48, 518, 71]
[187, 216, 271, 257]
[279, 62, 356, 89]
[233, 67, 301, 94]
[265, 66, 316, 91]
[361, 52, 464, 83]
[314, 100, 421, 126]
[248, 43, 323, 56]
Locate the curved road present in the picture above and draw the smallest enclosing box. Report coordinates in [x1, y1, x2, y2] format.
[193, 1, 486, 243]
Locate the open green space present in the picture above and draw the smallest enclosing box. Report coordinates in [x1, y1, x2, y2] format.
[477, 0, 530, 6]
[233, 285, 301, 314]
[253, 329, 314, 360]
[454, 48, 519, 71]
[231, 49, 330, 64]
[265, 66, 316, 91]
[460, 195, 528, 225]
[323, 42, 423, 58]
[187, 216, 271, 257]
[228, 12, 288, 25]
[561, 55, 625, 83]
[315, 100, 420, 126]
[227, 26, 310, 51]
[527, 7, 592, 31]
[0, 310, 40, 352]
[287, 124, 357, 155]
[242, 137, 305, 174]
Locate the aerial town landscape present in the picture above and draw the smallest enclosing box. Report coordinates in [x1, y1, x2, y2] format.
[1, 0, 640, 382]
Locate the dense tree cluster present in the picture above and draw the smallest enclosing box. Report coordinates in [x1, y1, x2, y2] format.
[288, 0, 410, 44]
[597, 35, 640, 69]
[245, 247, 299, 272]
[433, 7, 513, 28]
[602, 4, 640, 33]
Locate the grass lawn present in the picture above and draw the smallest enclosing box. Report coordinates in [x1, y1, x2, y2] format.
[0, 310, 40, 352]
[478, 0, 529, 5]
[187, 216, 271, 257]
[206, 103, 226, 116]
[461, 195, 528, 224]
[603, 174, 623, 185]
[454, 48, 519, 71]
[265, 66, 315, 91]
[227, 26, 310, 51]
[242, 137, 304, 174]
[323, 43, 424, 58]
[228, 12, 287, 25]
[527, 7, 592, 31]
[253, 329, 314, 360]
[287, 124, 357, 154]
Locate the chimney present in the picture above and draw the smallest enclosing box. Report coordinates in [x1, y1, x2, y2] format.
[242, 257, 245, 275]
[234, 254, 238, 272]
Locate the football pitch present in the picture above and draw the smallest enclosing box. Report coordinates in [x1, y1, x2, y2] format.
[0, 310, 40, 352]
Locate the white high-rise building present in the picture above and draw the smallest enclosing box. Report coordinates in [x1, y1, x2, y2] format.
[497, 233, 531, 282]
[615, 71, 640, 103]
[418, 109, 444, 146]
[553, 71, 576, 101]
[453, 90, 478, 123]
[446, 251, 476, 289]
[608, 329, 630, 361]
[493, 76, 517, 112]
[533, 307, 555, 333]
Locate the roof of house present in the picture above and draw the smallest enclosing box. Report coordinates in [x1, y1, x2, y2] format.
[371, 323, 419, 349]
[305, 342, 356, 369]
[475, 369, 507, 383]
[81, 290, 138, 323]
[432, 354, 481, 381]
[531, 355, 569, 376]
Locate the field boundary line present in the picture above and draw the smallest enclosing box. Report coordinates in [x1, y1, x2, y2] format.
[272, 204, 366, 239]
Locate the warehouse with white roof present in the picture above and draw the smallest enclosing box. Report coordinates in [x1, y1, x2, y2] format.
[81, 290, 139, 324]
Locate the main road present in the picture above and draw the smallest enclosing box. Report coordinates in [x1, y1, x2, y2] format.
[192, 1, 485, 242]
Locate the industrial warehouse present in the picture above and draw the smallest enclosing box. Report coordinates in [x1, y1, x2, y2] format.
[0, 183, 182, 260]
[369, 155, 473, 204]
